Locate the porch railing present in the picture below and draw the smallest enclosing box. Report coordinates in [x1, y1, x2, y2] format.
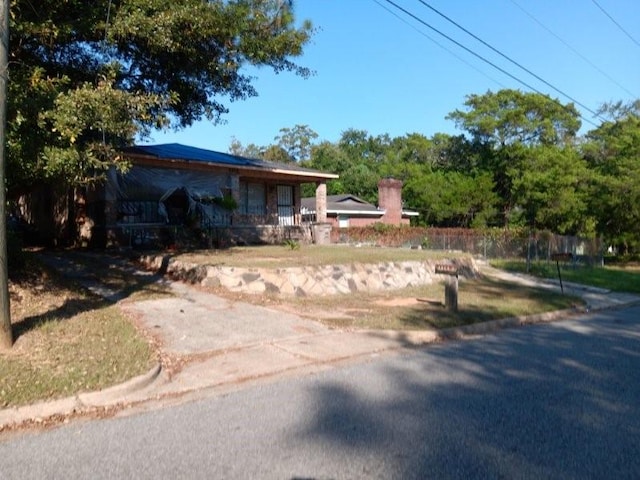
[116, 200, 305, 229]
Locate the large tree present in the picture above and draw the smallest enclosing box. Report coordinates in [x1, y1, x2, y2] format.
[2, 0, 312, 348]
[333, 129, 391, 202]
[583, 100, 640, 253]
[8, 0, 313, 196]
[229, 137, 264, 159]
[300, 140, 349, 197]
[447, 89, 581, 148]
[447, 89, 584, 228]
[274, 124, 318, 162]
[304, 130, 499, 225]
[404, 169, 497, 227]
[509, 145, 590, 234]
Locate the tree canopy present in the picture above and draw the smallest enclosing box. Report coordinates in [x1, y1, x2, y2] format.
[8, 0, 313, 196]
[447, 89, 581, 148]
[446, 90, 587, 231]
[274, 124, 318, 162]
[583, 101, 640, 253]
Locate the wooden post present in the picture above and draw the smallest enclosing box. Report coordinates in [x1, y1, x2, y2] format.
[436, 264, 459, 312]
[444, 275, 459, 312]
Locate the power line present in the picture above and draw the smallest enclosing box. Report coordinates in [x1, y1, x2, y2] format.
[591, 0, 640, 49]
[510, 0, 637, 98]
[371, 0, 507, 89]
[415, 0, 603, 120]
[380, 0, 599, 128]
[380, 1, 540, 94]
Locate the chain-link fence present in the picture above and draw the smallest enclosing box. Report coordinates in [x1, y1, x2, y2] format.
[334, 226, 604, 265]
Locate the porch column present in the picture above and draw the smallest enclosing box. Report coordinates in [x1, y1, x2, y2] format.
[227, 174, 240, 225]
[315, 181, 327, 223]
[228, 174, 240, 204]
[294, 184, 302, 225]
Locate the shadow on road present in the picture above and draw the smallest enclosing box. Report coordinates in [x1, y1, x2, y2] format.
[296, 306, 640, 478]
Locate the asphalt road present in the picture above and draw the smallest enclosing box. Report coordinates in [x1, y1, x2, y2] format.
[2, 306, 639, 479]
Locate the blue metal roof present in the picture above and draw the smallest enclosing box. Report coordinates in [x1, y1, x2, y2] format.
[124, 143, 265, 168]
[124, 143, 338, 178]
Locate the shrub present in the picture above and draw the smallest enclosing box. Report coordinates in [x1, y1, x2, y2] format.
[283, 239, 300, 250]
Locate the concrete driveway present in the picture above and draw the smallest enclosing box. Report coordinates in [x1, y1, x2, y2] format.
[121, 281, 331, 356]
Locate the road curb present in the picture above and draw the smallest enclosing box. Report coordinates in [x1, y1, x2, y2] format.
[3, 295, 639, 430]
[361, 307, 580, 347]
[362, 297, 640, 348]
[589, 296, 640, 313]
[0, 362, 162, 430]
[78, 362, 163, 406]
[435, 308, 579, 341]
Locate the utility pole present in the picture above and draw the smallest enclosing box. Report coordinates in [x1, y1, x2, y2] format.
[0, 0, 12, 350]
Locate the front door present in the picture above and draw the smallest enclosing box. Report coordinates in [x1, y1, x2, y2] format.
[277, 185, 294, 226]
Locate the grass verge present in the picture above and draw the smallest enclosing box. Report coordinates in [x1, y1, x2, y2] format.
[1, 256, 156, 409]
[69, 249, 578, 332]
[491, 259, 640, 294]
[161, 246, 582, 331]
[221, 276, 581, 331]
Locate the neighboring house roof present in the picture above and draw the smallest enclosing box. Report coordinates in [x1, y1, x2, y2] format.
[301, 194, 419, 217]
[123, 143, 338, 182]
[301, 194, 385, 217]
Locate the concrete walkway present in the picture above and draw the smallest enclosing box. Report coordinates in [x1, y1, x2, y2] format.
[2, 252, 639, 430]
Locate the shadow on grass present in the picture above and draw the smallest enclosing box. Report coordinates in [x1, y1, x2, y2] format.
[12, 296, 109, 341]
[394, 302, 505, 331]
[11, 250, 174, 340]
[391, 276, 578, 332]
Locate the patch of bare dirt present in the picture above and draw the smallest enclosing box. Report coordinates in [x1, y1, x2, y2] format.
[374, 297, 420, 307]
[274, 302, 356, 321]
[374, 297, 444, 307]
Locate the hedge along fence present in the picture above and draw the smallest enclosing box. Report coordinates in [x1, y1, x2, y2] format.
[332, 225, 604, 264]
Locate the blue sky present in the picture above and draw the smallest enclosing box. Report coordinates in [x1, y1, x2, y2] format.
[149, 0, 640, 152]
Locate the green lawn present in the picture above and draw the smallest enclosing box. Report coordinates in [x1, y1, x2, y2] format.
[491, 259, 640, 294]
[172, 244, 462, 269]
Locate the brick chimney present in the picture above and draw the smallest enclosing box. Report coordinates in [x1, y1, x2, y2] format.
[378, 178, 403, 225]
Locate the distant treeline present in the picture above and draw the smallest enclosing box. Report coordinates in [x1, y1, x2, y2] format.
[232, 91, 640, 254]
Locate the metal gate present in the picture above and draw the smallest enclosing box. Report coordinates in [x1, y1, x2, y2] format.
[277, 185, 294, 226]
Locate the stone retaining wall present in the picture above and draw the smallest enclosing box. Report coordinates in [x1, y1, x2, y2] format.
[138, 254, 479, 298]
